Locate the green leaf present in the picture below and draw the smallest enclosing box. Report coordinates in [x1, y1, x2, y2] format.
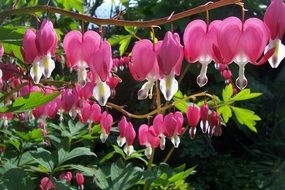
[175, 100, 188, 113]
[124, 26, 138, 36]
[108, 34, 132, 56]
[0, 91, 60, 113]
[119, 35, 132, 56]
[231, 106, 261, 132]
[56, 0, 83, 12]
[58, 147, 96, 165]
[222, 84, 233, 102]
[0, 25, 26, 46]
[31, 148, 54, 173]
[64, 164, 97, 177]
[231, 89, 262, 101]
[217, 105, 232, 123]
[113, 145, 126, 159]
[168, 166, 196, 183]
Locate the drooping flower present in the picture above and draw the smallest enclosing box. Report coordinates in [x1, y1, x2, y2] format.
[21, 19, 58, 84]
[76, 172, 84, 190]
[106, 75, 121, 98]
[186, 104, 201, 139]
[158, 31, 184, 101]
[138, 124, 160, 159]
[63, 31, 101, 85]
[130, 39, 160, 100]
[99, 111, 113, 143]
[208, 111, 220, 137]
[36, 19, 57, 78]
[59, 171, 72, 183]
[153, 114, 166, 150]
[117, 116, 136, 156]
[200, 102, 209, 133]
[184, 20, 221, 87]
[264, 0, 285, 68]
[39, 177, 55, 190]
[163, 112, 184, 148]
[216, 17, 269, 90]
[0, 113, 13, 127]
[89, 41, 113, 106]
[79, 100, 101, 127]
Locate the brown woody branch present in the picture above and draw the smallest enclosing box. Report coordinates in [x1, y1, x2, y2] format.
[0, 0, 241, 27]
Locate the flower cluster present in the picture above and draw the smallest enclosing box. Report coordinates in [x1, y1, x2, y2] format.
[0, 0, 284, 161]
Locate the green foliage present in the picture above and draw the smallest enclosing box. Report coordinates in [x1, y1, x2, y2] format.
[174, 84, 262, 132]
[0, 91, 60, 113]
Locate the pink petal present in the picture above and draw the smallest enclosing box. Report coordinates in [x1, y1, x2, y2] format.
[90, 41, 113, 82]
[183, 20, 207, 63]
[125, 123, 136, 145]
[21, 29, 38, 64]
[100, 111, 113, 134]
[157, 31, 183, 76]
[118, 116, 127, 138]
[90, 102, 101, 123]
[217, 17, 242, 64]
[36, 19, 58, 56]
[63, 31, 83, 68]
[138, 124, 149, 146]
[131, 39, 158, 81]
[241, 18, 268, 63]
[186, 104, 201, 128]
[264, 0, 285, 39]
[153, 114, 164, 136]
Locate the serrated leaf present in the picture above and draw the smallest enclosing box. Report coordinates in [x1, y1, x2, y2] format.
[231, 89, 262, 101]
[231, 106, 261, 132]
[222, 84, 233, 101]
[0, 91, 60, 113]
[217, 105, 232, 123]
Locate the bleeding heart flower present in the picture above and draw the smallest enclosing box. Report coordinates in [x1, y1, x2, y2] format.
[63, 31, 100, 85]
[79, 100, 101, 126]
[184, 20, 221, 87]
[200, 102, 209, 133]
[163, 112, 184, 148]
[208, 111, 221, 137]
[21, 19, 57, 84]
[0, 113, 13, 127]
[100, 111, 113, 143]
[264, 0, 285, 68]
[216, 17, 269, 90]
[89, 41, 113, 106]
[130, 39, 160, 100]
[153, 114, 166, 150]
[39, 177, 55, 190]
[158, 31, 184, 101]
[76, 172, 84, 190]
[117, 116, 136, 156]
[138, 124, 160, 159]
[186, 104, 201, 139]
[59, 171, 72, 183]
